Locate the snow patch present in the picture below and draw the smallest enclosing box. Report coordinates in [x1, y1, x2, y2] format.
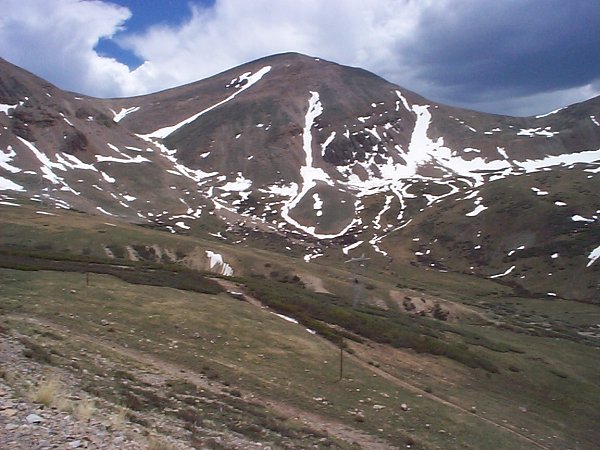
[205, 250, 234, 276]
[517, 127, 559, 137]
[515, 148, 600, 172]
[490, 265, 516, 279]
[497, 147, 509, 159]
[342, 240, 363, 255]
[96, 206, 115, 216]
[572, 215, 594, 223]
[0, 146, 21, 173]
[531, 187, 549, 196]
[466, 197, 487, 217]
[280, 91, 353, 239]
[145, 66, 271, 139]
[587, 245, 600, 267]
[320, 131, 336, 156]
[111, 106, 140, 122]
[101, 172, 115, 183]
[312, 192, 323, 216]
[0, 103, 18, 115]
[17, 136, 66, 184]
[272, 312, 298, 324]
[56, 152, 97, 171]
[97, 144, 149, 164]
[220, 173, 252, 192]
[535, 107, 564, 118]
[262, 183, 297, 197]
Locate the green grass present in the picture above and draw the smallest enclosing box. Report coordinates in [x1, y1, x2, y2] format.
[2, 203, 600, 449]
[243, 274, 502, 372]
[1, 267, 566, 449]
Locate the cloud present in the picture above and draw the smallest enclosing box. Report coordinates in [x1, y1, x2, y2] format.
[397, 0, 600, 114]
[1, 0, 599, 116]
[119, 0, 424, 95]
[0, 0, 133, 97]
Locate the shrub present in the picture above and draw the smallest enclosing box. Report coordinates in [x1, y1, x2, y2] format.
[147, 437, 171, 450]
[21, 337, 53, 364]
[74, 397, 96, 421]
[29, 374, 61, 406]
[108, 406, 128, 430]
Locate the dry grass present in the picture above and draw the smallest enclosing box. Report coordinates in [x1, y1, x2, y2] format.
[73, 396, 96, 421]
[29, 373, 62, 407]
[107, 405, 129, 430]
[146, 436, 171, 450]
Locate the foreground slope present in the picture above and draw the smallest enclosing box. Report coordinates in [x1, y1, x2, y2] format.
[1, 204, 600, 449]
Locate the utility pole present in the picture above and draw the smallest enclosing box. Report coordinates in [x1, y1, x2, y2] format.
[338, 253, 370, 381]
[40, 174, 46, 209]
[344, 253, 370, 308]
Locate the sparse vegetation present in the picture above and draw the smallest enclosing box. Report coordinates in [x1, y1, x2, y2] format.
[1, 203, 599, 450]
[74, 396, 96, 421]
[244, 275, 500, 372]
[29, 373, 62, 406]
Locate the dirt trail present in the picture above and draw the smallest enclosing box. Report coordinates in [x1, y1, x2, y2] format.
[212, 281, 552, 450]
[9, 314, 397, 450]
[344, 348, 550, 450]
[297, 272, 331, 294]
[212, 278, 263, 307]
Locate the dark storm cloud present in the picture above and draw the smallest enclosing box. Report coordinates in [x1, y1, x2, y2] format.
[401, 0, 600, 105]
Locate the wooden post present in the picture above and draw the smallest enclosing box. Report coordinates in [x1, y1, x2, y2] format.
[339, 336, 344, 381]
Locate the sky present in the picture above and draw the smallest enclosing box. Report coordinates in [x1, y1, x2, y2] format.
[1, 0, 599, 117]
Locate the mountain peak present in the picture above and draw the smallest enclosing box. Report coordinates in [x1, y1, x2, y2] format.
[1, 55, 600, 299]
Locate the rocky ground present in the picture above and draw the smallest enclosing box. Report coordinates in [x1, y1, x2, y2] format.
[0, 382, 147, 449]
[0, 316, 343, 450]
[0, 327, 193, 449]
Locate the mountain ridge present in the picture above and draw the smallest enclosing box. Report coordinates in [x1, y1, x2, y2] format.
[1, 52, 599, 300]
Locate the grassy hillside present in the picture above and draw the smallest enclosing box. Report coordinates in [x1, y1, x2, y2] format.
[1, 202, 600, 449]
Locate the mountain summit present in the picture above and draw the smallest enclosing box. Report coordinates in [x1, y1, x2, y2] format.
[1, 53, 600, 299]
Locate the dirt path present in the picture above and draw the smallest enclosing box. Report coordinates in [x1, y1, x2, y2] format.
[211, 278, 263, 307]
[210, 282, 551, 450]
[8, 314, 397, 450]
[344, 347, 550, 450]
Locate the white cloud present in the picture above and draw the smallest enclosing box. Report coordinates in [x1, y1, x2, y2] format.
[0, 0, 132, 97]
[119, 0, 427, 96]
[0, 0, 429, 98]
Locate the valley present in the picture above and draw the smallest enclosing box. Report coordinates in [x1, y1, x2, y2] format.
[1, 52, 600, 448]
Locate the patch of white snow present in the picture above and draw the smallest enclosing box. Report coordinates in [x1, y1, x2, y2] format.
[111, 106, 140, 122]
[587, 245, 600, 267]
[145, 66, 271, 139]
[572, 215, 594, 223]
[490, 265, 516, 279]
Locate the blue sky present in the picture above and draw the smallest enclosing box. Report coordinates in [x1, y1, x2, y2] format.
[94, 0, 215, 68]
[1, 0, 599, 116]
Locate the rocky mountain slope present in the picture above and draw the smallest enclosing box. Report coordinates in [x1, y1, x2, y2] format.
[1, 53, 600, 300]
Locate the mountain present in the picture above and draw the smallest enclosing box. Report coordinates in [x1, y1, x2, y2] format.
[1, 53, 600, 300]
[2, 53, 600, 450]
